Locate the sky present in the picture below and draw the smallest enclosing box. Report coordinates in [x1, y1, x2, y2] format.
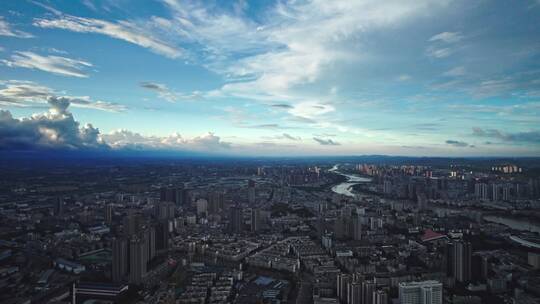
[0, 0, 540, 157]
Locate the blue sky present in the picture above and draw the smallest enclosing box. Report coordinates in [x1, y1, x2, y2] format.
[1, 0, 539, 156]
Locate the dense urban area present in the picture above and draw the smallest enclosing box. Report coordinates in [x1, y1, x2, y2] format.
[1, 157, 540, 304]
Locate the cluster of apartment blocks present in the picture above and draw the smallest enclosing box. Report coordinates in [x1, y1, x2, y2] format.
[355, 163, 540, 203]
[246, 236, 345, 275]
[336, 273, 389, 304]
[246, 239, 300, 273]
[111, 204, 174, 285]
[334, 271, 447, 304]
[242, 232, 448, 304]
[178, 272, 234, 304]
[473, 181, 534, 201]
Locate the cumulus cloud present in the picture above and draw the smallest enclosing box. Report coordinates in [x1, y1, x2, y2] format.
[313, 137, 340, 146]
[140, 82, 202, 102]
[0, 81, 126, 112]
[0, 17, 33, 38]
[1, 51, 92, 77]
[0, 101, 230, 152]
[98, 129, 148, 148]
[102, 130, 231, 151]
[445, 140, 471, 147]
[33, 14, 181, 58]
[0, 99, 106, 150]
[189, 132, 231, 150]
[472, 127, 540, 143]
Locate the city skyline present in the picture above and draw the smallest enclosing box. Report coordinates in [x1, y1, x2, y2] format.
[1, 0, 540, 157]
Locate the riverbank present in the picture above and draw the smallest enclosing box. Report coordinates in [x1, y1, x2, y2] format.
[484, 215, 540, 234]
[328, 165, 372, 198]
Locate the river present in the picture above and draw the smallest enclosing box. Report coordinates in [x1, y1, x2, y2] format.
[329, 165, 372, 197]
[328, 165, 540, 234]
[484, 215, 540, 234]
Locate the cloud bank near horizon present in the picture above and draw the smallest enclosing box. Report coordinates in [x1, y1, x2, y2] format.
[0, 100, 232, 154]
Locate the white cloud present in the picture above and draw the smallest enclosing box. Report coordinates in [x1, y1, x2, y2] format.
[140, 82, 202, 102]
[102, 130, 231, 151]
[425, 46, 453, 58]
[0, 100, 229, 152]
[1, 51, 92, 77]
[189, 132, 231, 150]
[81, 0, 98, 12]
[0, 17, 33, 38]
[33, 15, 181, 58]
[156, 1, 269, 59]
[426, 31, 463, 59]
[30, 1, 457, 136]
[159, 0, 451, 110]
[429, 31, 463, 43]
[472, 78, 517, 98]
[288, 102, 335, 120]
[0, 80, 126, 112]
[397, 74, 412, 81]
[62, 96, 127, 112]
[443, 66, 466, 77]
[0, 81, 54, 108]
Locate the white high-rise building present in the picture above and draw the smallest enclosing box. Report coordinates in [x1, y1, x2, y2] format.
[474, 183, 489, 200]
[399, 281, 442, 304]
[492, 184, 503, 201]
